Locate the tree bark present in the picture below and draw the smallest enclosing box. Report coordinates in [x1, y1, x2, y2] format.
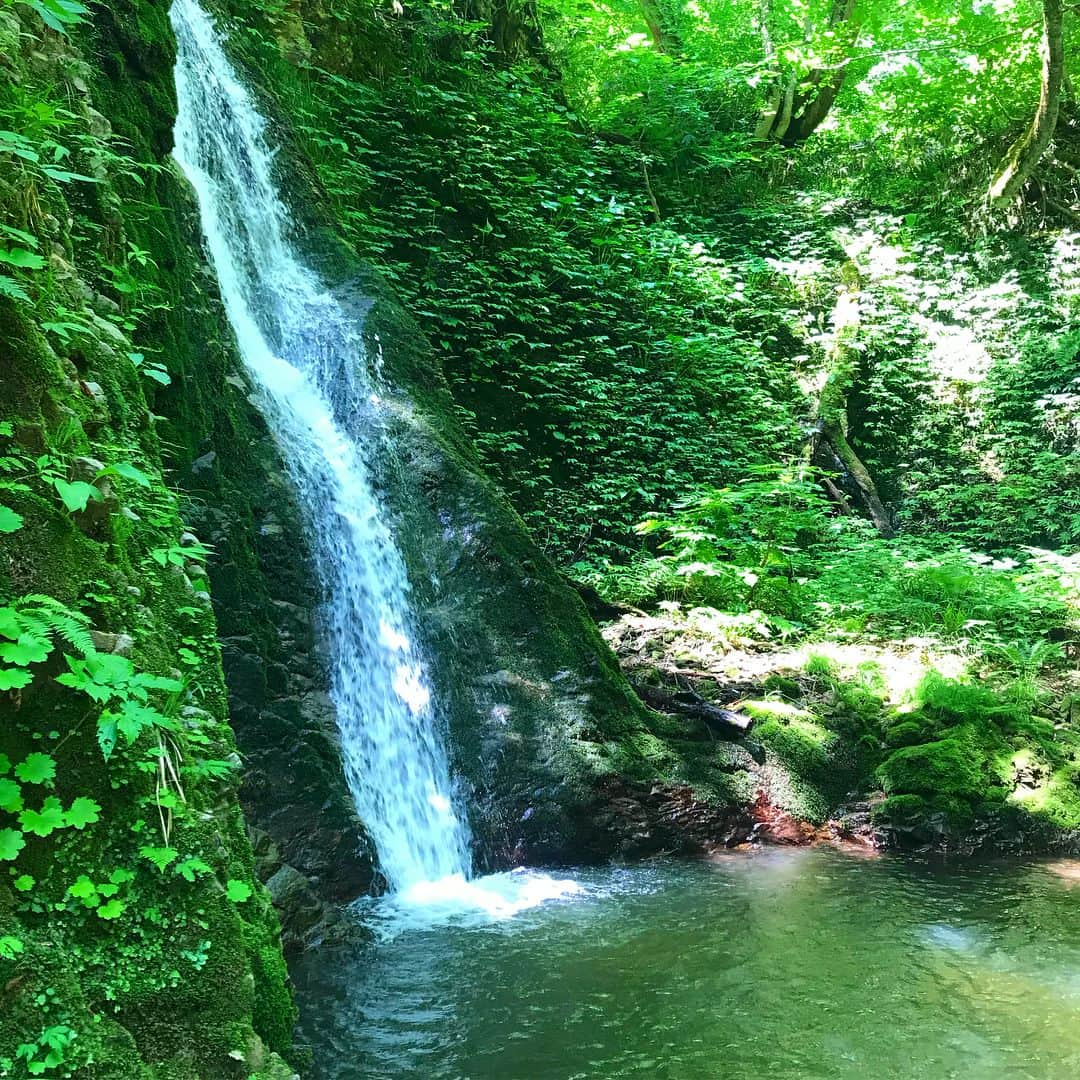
[987, 0, 1065, 207]
[633, 682, 753, 737]
[459, 0, 547, 62]
[810, 266, 895, 537]
[757, 0, 858, 145]
[639, 0, 670, 52]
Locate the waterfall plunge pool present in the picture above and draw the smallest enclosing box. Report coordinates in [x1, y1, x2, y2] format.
[293, 849, 1080, 1079]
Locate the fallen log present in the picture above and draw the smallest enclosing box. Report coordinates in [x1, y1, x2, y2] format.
[633, 682, 753, 737]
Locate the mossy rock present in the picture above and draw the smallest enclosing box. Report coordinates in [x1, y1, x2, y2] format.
[883, 719, 930, 749]
[872, 793, 927, 826]
[762, 673, 801, 699]
[877, 732, 986, 800]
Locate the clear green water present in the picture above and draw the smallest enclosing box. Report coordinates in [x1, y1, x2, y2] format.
[294, 849, 1080, 1079]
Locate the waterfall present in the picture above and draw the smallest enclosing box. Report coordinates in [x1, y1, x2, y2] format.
[170, 0, 472, 893]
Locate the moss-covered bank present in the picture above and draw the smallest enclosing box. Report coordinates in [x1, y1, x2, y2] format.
[0, 3, 294, 1075]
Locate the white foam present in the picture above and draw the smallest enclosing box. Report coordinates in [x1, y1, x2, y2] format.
[361, 869, 586, 938]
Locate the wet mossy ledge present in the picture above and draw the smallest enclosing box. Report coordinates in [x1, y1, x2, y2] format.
[0, 3, 294, 1076]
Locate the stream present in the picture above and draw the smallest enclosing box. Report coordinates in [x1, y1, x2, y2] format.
[295, 849, 1080, 1079]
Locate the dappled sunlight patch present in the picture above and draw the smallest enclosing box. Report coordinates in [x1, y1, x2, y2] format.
[742, 698, 815, 724]
[1000, 748, 1052, 809]
[1044, 859, 1080, 885]
[914, 315, 994, 389]
[1006, 759, 1080, 831]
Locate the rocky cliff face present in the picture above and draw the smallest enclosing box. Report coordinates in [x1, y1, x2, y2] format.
[169, 0, 760, 884]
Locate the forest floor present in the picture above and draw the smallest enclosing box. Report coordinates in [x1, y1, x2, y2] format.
[600, 601, 1080, 850]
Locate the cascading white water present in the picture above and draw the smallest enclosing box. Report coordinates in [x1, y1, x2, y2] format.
[170, 0, 581, 923]
[170, 0, 472, 893]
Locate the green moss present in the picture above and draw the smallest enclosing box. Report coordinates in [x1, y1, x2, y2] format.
[883, 719, 930, 749]
[762, 673, 801, 699]
[242, 912, 297, 1055]
[803, 652, 836, 677]
[0, 2, 294, 1074]
[872, 793, 927, 825]
[878, 732, 986, 800]
[1036, 764, 1080, 829]
[914, 672, 1004, 720]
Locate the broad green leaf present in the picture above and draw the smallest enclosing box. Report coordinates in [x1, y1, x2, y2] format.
[225, 879, 252, 903]
[96, 898, 125, 919]
[0, 668, 32, 691]
[0, 224, 37, 247]
[0, 505, 22, 533]
[0, 778, 22, 813]
[97, 714, 117, 760]
[13, 875, 33, 892]
[14, 753, 55, 785]
[40, 167, 98, 183]
[19, 796, 65, 837]
[0, 131, 38, 161]
[98, 461, 151, 487]
[0, 828, 26, 860]
[52, 479, 99, 513]
[143, 366, 172, 386]
[0, 637, 51, 665]
[0, 247, 45, 270]
[0, 935, 23, 959]
[65, 796, 101, 829]
[68, 875, 97, 902]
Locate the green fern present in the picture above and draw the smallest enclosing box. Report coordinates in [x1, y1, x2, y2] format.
[10, 595, 95, 656]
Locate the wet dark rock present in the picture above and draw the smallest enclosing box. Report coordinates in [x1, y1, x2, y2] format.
[578, 778, 755, 859]
[191, 450, 217, 473]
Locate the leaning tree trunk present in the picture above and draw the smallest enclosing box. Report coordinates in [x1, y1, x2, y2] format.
[639, 0, 681, 53]
[459, 0, 547, 62]
[809, 265, 895, 537]
[987, 0, 1065, 207]
[757, 0, 858, 145]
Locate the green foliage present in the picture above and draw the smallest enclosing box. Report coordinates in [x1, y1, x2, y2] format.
[226, 879, 252, 904]
[634, 465, 830, 611]
[0, 0, 294, 1072]
[226, 8, 803, 560]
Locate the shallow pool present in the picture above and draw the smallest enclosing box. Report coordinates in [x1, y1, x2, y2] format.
[293, 849, 1080, 1079]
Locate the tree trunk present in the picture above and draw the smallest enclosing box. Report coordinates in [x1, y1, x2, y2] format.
[754, 0, 782, 140]
[757, 0, 858, 145]
[640, 0, 667, 51]
[987, 0, 1065, 207]
[460, 0, 547, 62]
[811, 267, 895, 537]
[633, 682, 753, 737]
[638, 0, 681, 54]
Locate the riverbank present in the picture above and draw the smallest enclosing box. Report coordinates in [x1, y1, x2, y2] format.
[597, 582, 1080, 855]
